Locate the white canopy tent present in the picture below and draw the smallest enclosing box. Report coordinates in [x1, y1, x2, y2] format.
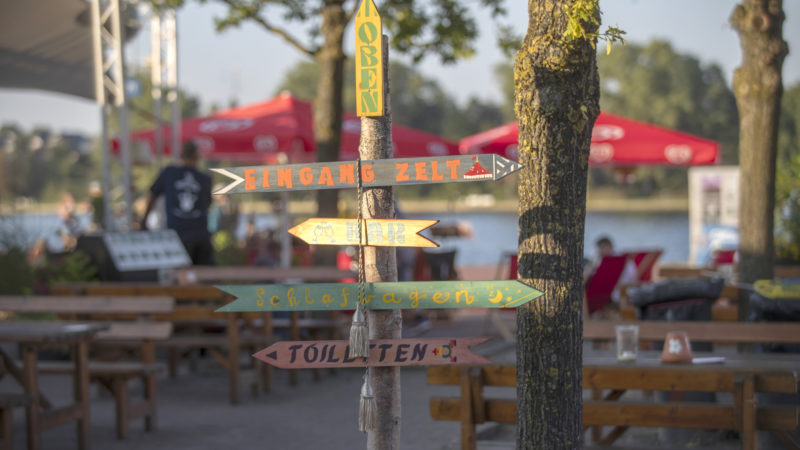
[0, 0, 181, 233]
[0, 0, 95, 100]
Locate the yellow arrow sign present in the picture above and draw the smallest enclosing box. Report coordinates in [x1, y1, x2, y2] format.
[355, 0, 383, 116]
[289, 218, 438, 247]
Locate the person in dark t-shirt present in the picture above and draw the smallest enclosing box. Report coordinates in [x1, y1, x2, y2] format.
[140, 141, 215, 265]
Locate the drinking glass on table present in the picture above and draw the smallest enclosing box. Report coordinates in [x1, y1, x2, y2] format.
[615, 324, 639, 361]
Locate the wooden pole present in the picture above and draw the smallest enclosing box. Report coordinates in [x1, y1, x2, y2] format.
[361, 35, 400, 449]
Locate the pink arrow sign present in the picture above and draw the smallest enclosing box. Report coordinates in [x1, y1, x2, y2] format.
[252, 337, 491, 369]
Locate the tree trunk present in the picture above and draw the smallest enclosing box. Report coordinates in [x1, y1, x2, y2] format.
[515, 2, 599, 449]
[314, 0, 348, 265]
[730, 0, 787, 320]
[361, 36, 400, 450]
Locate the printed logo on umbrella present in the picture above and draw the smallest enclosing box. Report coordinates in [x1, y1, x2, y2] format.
[664, 145, 694, 165]
[589, 143, 614, 164]
[592, 124, 625, 141]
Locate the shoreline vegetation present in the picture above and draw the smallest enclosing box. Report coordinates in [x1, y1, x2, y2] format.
[2, 194, 689, 216]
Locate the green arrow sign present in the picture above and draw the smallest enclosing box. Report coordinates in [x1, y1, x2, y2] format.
[210, 154, 523, 194]
[215, 280, 542, 312]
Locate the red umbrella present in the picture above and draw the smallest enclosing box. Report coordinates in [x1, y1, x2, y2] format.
[458, 112, 720, 166]
[118, 93, 458, 163]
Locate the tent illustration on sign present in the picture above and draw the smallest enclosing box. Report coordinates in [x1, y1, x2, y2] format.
[463, 157, 493, 180]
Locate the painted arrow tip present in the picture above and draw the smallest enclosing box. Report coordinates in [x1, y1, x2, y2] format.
[287, 223, 302, 240]
[210, 168, 245, 194]
[493, 155, 524, 180]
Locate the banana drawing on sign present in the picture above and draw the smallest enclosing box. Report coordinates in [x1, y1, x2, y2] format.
[289, 218, 438, 247]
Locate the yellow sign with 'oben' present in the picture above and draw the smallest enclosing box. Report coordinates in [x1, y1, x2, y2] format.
[355, 0, 383, 117]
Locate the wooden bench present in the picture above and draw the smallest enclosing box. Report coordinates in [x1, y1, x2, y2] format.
[0, 394, 32, 450]
[0, 295, 174, 440]
[428, 355, 799, 450]
[51, 283, 346, 403]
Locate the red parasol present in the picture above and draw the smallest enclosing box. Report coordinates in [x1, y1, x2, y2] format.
[117, 93, 458, 163]
[458, 112, 720, 166]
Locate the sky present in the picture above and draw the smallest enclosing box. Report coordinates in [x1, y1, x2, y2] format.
[1, 0, 799, 136]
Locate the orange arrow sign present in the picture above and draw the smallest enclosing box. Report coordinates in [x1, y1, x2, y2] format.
[252, 337, 491, 369]
[288, 218, 438, 247]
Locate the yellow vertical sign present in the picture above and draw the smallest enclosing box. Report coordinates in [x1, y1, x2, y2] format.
[355, 0, 383, 117]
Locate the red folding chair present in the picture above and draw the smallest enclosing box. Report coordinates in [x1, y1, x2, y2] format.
[585, 255, 629, 314]
[629, 249, 663, 282]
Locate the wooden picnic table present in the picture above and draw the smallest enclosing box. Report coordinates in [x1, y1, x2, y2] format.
[430, 350, 800, 449]
[0, 321, 109, 450]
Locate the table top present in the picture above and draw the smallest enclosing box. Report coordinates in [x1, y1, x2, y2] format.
[584, 351, 800, 374]
[175, 265, 356, 284]
[0, 321, 109, 344]
[491, 346, 799, 373]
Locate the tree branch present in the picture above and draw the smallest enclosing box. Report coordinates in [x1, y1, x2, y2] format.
[218, 0, 318, 57]
[345, 0, 359, 24]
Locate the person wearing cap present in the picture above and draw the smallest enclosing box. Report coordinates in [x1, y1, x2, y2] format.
[140, 141, 214, 265]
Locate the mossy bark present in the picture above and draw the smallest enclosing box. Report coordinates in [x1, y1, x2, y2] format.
[515, 1, 599, 448]
[730, 0, 787, 320]
[314, 0, 348, 265]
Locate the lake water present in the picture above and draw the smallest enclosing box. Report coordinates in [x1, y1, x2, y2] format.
[409, 211, 688, 266]
[2, 210, 689, 265]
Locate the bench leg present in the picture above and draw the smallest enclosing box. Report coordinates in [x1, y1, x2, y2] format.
[227, 315, 240, 405]
[112, 377, 129, 440]
[21, 347, 41, 450]
[0, 351, 52, 410]
[590, 388, 602, 443]
[74, 341, 91, 450]
[735, 374, 757, 450]
[262, 363, 272, 394]
[167, 348, 178, 378]
[0, 406, 13, 450]
[143, 374, 156, 432]
[460, 369, 477, 450]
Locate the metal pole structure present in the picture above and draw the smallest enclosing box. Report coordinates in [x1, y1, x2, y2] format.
[150, 11, 164, 166]
[164, 8, 180, 162]
[108, 0, 133, 231]
[90, 0, 117, 231]
[363, 36, 400, 449]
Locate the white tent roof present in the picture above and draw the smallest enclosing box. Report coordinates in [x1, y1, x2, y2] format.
[0, 0, 95, 100]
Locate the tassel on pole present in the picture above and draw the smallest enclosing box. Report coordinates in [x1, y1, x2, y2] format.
[358, 376, 377, 432]
[349, 306, 369, 358]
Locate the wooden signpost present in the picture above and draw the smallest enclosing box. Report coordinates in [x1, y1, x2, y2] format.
[289, 218, 438, 247]
[210, 154, 523, 194]
[355, 0, 383, 117]
[207, 4, 535, 440]
[216, 280, 543, 312]
[253, 337, 490, 369]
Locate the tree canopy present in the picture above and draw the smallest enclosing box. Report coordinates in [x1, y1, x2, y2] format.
[598, 40, 739, 163]
[275, 58, 507, 140]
